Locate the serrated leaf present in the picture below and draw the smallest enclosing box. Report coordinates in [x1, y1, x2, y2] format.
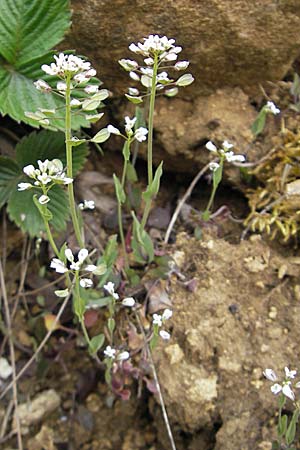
[16, 130, 88, 176]
[0, 0, 90, 130]
[0, 157, 20, 209]
[8, 184, 69, 236]
[1, 129, 88, 235]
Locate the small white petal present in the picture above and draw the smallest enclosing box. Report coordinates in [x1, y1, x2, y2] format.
[285, 367, 297, 379]
[271, 383, 282, 395]
[78, 248, 89, 264]
[282, 383, 295, 401]
[0, 358, 13, 379]
[206, 141, 217, 152]
[104, 345, 116, 359]
[80, 278, 93, 288]
[50, 258, 68, 274]
[162, 309, 173, 321]
[107, 125, 121, 135]
[117, 351, 130, 361]
[263, 369, 277, 382]
[159, 330, 171, 340]
[38, 195, 50, 205]
[122, 297, 135, 307]
[65, 248, 74, 263]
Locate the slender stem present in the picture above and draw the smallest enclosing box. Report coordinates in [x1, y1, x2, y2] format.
[147, 54, 158, 185]
[140, 55, 158, 231]
[203, 159, 224, 217]
[65, 74, 84, 247]
[43, 218, 59, 257]
[117, 200, 128, 269]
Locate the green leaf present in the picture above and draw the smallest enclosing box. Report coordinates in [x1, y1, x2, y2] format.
[0, 157, 20, 209]
[251, 109, 267, 136]
[125, 94, 143, 104]
[74, 293, 86, 321]
[8, 184, 69, 236]
[278, 414, 288, 437]
[286, 410, 299, 446]
[212, 164, 223, 190]
[0, 0, 90, 130]
[91, 128, 110, 143]
[122, 140, 130, 162]
[142, 162, 163, 202]
[107, 318, 115, 335]
[126, 162, 138, 183]
[131, 211, 154, 263]
[89, 333, 105, 354]
[16, 130, 88, 176]
[2, 130, 88, 235]
[0, 0, 70, 64]
[113, 174, 126, 204]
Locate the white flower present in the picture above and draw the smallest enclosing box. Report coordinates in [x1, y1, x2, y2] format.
[122, 297, 135, 307]
[70, 98, 81, 107]
[38, 195, 50, 204]
[17, 182, 33, 191]
[224, 152, 246, 163]
[50, 258, 68, 274]
[0, 357, 13, 380]
[78, 200, 95, 210]
[129, 71, 140, 81]
[153, 314, 162, 327]
[157, 71, 171, 83]
[129, 35, 177, 58]
[125, 116, 137, 133]
[162, 309, 173, 321]
[270, 381, 295, 401]
[134, 127, 148, 142]
[65, 248, 89, 271]
[222, 140, 233, 150]
[119, 59, 139, 71]
[174, 61, 190, 71]
[128, 87, 139, 96]
[263, 369, 277, 382]
[107, 125, 121, 135]
[271, 383, 282, 395]
[159, 330, 171, 340]
[162, 52, 178, 62]
[206, 141, 217, 152]
[80, 278, 93, 288]
[104, 346, 116, 359]
[23, 164, 36, 178]
[117, 351, 130, 361]
[57, 81, 67, 91]
[144, 57, 154, 65]
[209, 162, 220, 172]
[34, 79, 52, 92]
[104, 282, 119, 299]
[265, 101, 280, 115]
[84, 84, 99, 94]
[285, 367, 297, 379]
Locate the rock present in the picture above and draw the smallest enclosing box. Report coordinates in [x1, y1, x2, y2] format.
[67, 1, 300, 96]
[13, 389, 61, 434]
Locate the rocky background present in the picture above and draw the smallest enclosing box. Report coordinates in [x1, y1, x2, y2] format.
[64, 0, 300, 172]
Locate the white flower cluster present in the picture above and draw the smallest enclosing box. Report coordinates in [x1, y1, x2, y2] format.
[152, 308, 173, 340]
[119, 35, 194, 100]
[17, 159, 73, 205]
[108, 116, 148, 143]
[51, 248, 105, 291]
[264, 367, 300, 401]
[41, 53, 94, 78]
[265, 101, 280, 115]
[206, 140, 246, 170]
[104, 345, 130, 361]
[78, 200, 95, 211]
[103, 282, 136, 307]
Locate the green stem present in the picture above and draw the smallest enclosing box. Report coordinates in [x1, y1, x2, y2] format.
[43, 218, 60, 257]
[65, 74, 85, 247]
[147, 54, 158, 185]
[140, 54, 158, 231]
[203, 159, 224, 218]
[117, 200, 129, 269]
